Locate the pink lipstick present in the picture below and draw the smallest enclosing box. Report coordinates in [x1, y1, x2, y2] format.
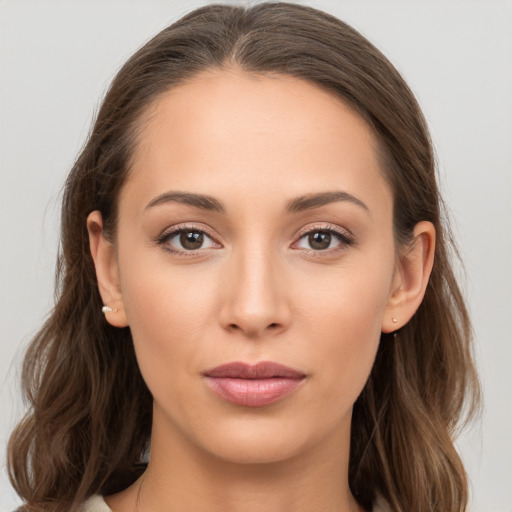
[203, 361, 306, 407]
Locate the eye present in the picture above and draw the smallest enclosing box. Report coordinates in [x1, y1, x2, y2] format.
[157, 226, 219, 254]
[294, 227, 354, 253]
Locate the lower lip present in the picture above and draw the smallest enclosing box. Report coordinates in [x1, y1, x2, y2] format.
[204, 376, 305, 407]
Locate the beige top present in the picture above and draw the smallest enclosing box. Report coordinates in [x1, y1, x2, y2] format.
[80, 494, 390, 511]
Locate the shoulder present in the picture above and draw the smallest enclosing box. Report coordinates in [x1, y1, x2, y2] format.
[79, 495, 112, 512]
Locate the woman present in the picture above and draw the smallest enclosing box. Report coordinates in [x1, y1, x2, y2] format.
[7, 3, 480, 512]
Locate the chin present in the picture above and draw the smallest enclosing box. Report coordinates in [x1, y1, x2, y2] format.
[205, 435, 307, 465]
[192, 414, 326, 466]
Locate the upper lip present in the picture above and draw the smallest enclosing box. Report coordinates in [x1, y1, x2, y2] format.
[203, 361, 306, 379]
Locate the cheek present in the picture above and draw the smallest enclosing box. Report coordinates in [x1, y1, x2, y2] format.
[296, 257, 394, 407]
[124, 268, 212, 331]
[300, 255, 394, 339]
[116, 245, 220, 398]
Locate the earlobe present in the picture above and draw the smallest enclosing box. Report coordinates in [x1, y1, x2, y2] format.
[87, 211, 128, 328]
[382, 221, 436, 333]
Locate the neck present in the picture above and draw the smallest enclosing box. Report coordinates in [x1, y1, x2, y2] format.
[106, 408, 364, 512]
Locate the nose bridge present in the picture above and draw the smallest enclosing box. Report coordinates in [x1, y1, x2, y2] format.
[221, 236, 289, 337]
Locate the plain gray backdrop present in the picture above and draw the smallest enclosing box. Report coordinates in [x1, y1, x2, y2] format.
[1, 1, 511, 511]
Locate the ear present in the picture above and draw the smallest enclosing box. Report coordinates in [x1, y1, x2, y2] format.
[381, 221, 436, 333]
[87, 210, 128, 328]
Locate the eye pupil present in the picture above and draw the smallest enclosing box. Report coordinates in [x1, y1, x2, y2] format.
[309, 231, 331, 250]
[180, 230, 204, 250]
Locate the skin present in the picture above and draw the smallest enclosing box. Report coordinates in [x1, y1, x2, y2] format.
[88, 68, 435, 512]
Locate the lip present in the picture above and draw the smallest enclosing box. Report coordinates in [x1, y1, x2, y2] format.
[203, 361, 306, 407]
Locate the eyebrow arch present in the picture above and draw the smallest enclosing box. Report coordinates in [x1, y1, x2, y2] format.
[284, 191, 369, 214]
[144, 190, 369, 215]
[145, 191, 225, 213]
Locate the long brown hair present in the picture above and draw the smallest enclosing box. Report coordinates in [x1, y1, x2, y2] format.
[8, 3, 480, 511]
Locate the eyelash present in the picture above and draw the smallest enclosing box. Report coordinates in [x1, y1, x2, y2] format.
[294, 225, 355, 256]
[156, 223, 218, 258]
[156, 223, 354, 257]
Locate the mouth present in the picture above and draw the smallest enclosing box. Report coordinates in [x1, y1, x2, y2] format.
[202, 361, 307, 407]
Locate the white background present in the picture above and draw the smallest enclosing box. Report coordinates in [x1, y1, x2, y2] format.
[1, 1, 511, 511]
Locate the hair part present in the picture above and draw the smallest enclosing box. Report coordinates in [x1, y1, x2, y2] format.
[8, 3, 480, 512]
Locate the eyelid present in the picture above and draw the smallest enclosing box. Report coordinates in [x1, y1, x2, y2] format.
[156, 223, 222, 256]
[292, 223, 355, 254]
[155, 222, 355, 257]
[294, 222, 353, 240]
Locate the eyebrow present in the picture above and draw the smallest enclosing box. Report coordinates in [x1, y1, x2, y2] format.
[145, 190, 369, 214]
[145, 191, 225, 212]
[284, 191, 369, 214]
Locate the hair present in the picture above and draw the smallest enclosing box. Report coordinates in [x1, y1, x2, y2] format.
[8, 3, 480, 512]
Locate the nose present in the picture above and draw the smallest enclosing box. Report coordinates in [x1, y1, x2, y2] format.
[219, 244, 292, 339]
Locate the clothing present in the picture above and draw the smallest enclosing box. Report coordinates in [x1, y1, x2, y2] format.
[80, 495, 112, 512]
[79, 494, 390, 511]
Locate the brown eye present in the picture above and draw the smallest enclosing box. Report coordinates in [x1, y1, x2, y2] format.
[294, 227, 353, 253]
[308, 231, 331, 250]
[180, 230, 204, 250]
[158, 227, 218, 254]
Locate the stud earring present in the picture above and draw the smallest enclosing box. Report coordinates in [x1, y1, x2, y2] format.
[102, 305, 117, 314]
[392, 318, 399, 339]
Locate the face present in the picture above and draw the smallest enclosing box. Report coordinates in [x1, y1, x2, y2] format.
[106, 69, 401, 464]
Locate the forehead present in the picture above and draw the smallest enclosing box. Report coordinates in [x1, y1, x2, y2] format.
[122, 68, 391, 218]
[136, 67, 375, 160]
